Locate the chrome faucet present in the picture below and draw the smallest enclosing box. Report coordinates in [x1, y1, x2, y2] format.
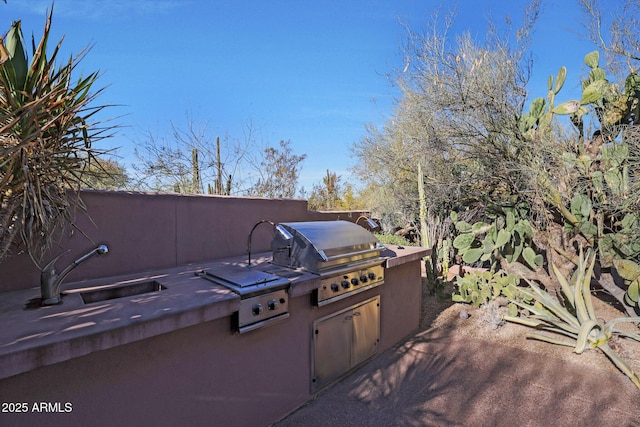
[40, 244, 109, 305]
[356, 215, 380, 231]
[246, 220, 293, 267]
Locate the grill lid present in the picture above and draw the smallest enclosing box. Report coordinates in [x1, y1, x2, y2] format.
[271, 220, 384, 273]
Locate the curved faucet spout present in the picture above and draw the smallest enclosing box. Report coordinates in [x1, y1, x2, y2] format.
[40, 244, 109, 306]
[356, 215, 380, 231]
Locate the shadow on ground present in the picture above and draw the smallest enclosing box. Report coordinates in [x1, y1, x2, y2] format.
[275, 327, 640, 427]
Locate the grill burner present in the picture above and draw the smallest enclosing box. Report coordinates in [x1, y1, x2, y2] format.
[271, 221, 386, 306]
[195, 266, 290, 334]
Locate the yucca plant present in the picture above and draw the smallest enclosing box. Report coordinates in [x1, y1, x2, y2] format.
[504, 248, 640, 389]
[0, 8, 113, 263]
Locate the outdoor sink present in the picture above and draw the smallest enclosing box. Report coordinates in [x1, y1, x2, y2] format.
[80, 280, 166, 304]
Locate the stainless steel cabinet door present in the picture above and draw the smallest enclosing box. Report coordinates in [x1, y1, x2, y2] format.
[312, 310, 352, 390]
[351, 297, 380, 366]
[312, 296, 380, 392]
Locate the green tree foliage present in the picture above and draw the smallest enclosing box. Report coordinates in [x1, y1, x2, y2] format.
[309, 173, 364, 210]
[353, 0, 640, 317]
[82, 158, 130, 190]
[307, 170, 366, 211]
[353, 1, 540, 243]
[0, 9, 114, 262]
[246, 139, 306, 198]
[308, 170, 340, 210]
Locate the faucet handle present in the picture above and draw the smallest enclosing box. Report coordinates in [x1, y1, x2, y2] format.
[41, 249, 71, 275]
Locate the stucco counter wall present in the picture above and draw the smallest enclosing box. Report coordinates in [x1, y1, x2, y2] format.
[0, 245, 428, 427]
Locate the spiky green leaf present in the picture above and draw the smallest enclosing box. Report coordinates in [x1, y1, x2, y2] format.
[553, 263, 575, 306]
[598, 344, 640, 389]
[575, 320, 598, 354]
[526, 333, 576, 348]
[502, 315, 542, 328]
[4, 20, 28, 91]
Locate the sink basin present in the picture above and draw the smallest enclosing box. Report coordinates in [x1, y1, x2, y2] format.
[80, 280, 166, 304]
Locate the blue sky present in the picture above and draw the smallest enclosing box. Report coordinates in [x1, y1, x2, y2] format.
[2, 1, 612, 192]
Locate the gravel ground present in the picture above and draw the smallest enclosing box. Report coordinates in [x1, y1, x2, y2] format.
[419, 266, 640, 379]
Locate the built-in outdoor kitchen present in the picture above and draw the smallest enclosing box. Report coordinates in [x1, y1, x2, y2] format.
[0, 191, 428, 427]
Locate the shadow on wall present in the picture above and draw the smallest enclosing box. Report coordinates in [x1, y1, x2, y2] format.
[0, 190, 368, 293]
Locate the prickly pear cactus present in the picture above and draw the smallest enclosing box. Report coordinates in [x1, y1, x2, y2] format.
[553, 51, 640, 138]
[519, 66, 567, 136]
[520, 50, 640, 313]
[451, 207, 542, 271]
[613, 258, 640, 309]
[452, 269, 526, 316]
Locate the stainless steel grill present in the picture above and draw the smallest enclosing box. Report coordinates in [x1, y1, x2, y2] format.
[195, 265, 291, 334]
[271, 221, 386, 306]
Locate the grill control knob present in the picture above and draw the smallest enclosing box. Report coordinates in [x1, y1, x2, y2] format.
[267, 299, 279, 311]
[351, 278, 359, 286]
[331, 283, 340, 292]
[368, 272, 377, 280]
[360, 275, 368, 283]
[341, 280, 351, 289]
[252, 303, 263, 316]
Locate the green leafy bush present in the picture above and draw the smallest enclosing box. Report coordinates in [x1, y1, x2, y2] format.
[374, 233, 414, 247]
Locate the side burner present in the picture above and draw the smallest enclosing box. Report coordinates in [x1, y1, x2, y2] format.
[195, 265, 290, 334]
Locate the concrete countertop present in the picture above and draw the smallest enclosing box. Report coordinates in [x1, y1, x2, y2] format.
[382, 244, 430, 268]
[0, 245, 427, 380]
[0, 253, 312, 380]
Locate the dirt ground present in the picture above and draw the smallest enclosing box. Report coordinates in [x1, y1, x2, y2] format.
[420, 266, 640, 380]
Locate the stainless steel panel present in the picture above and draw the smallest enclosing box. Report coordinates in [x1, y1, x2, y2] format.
[352, 298, 380, 365]
[202, 268, 283, 288]
[311, 310, 352, 391]
[316, 264, 384, 306]
[311, 296, 380, 392]
[238, 312, 289, 334]
[195, 268, 289, 297]
[271, 220, 384, 272]
[237, 288, 289, 328]
[280, 221, 378, 252]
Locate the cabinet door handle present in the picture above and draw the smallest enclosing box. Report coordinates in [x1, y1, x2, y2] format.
[353, 311, 361, 316]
